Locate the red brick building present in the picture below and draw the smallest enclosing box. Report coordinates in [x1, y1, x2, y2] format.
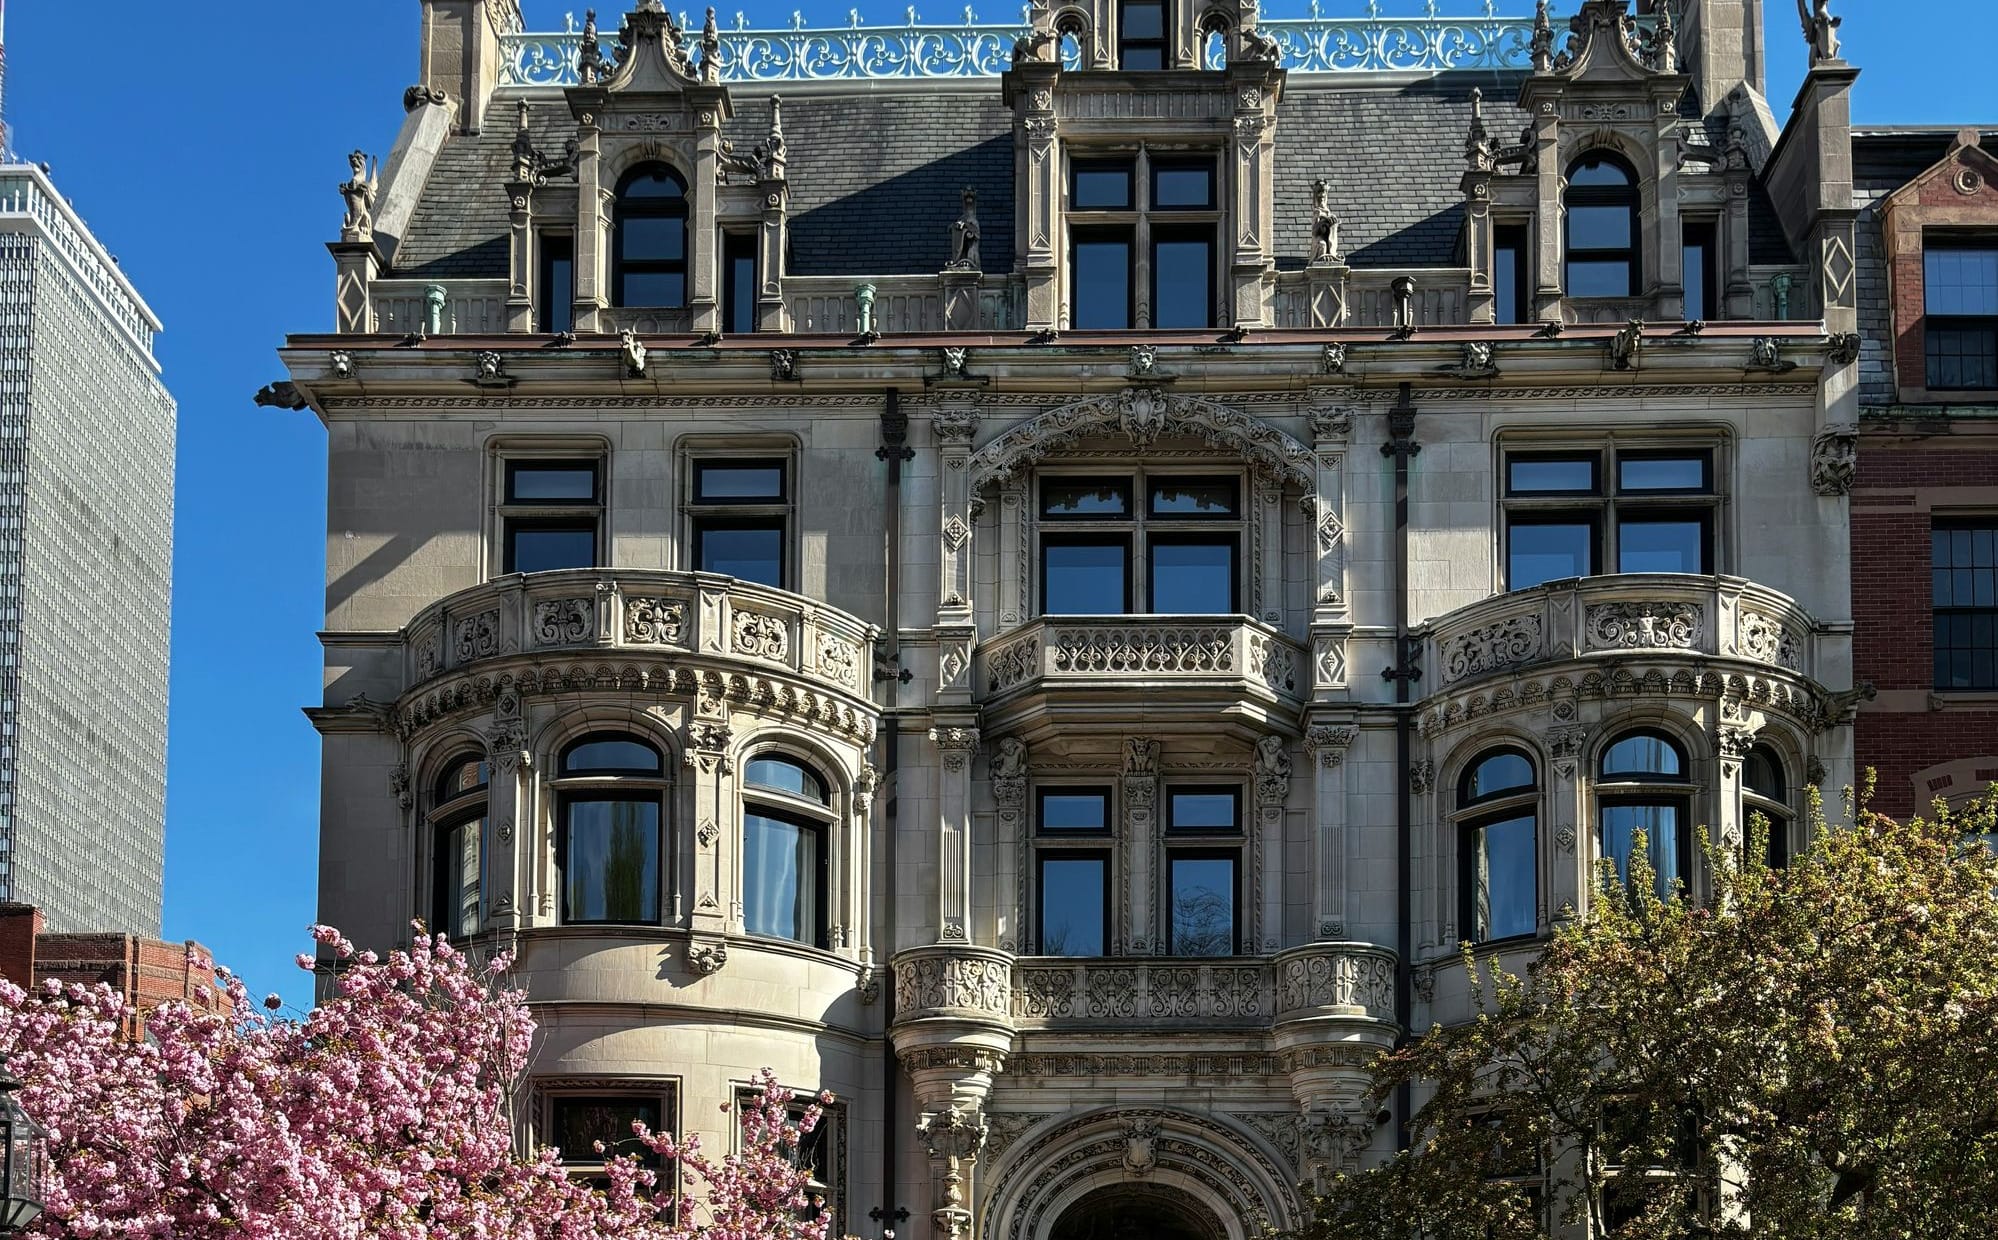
[1853, 128, 1998, 819]
[0, 904, 224, 1016]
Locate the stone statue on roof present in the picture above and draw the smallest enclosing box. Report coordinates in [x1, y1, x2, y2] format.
[339, 150, 378, 243]
[1309, 180, 1342, 265]
[1797, 0, 1841, 63]
[947, 187, 982, 272]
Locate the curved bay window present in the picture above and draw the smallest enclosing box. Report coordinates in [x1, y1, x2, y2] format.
[1565, 153, 1640, 298]
[1597, 731, 1692, 900]
[1743, 746, 1792, 869]
[1456, 749, 1539, 943]
[429, 752, 490, 939]
[613, 163, 689, 308]
[743, 754, 833, 947]
[555, 734, 666, 925]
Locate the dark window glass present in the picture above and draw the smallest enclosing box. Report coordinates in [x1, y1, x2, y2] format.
[1072, 162, 1134, 210]
[1507, 455, 1599, 495]
[1168, 854, 1237, 956]
[1149, 477, 1237, 517]
[505, 520, 597, 573]
[1167, 788, 1240, 832]
[744, 809, 823, 944]
[433, 813, 484, 939]
[1601, 732, 1686, 779]
[552, 1097, 664, 1168]
[1567, 206, 1632, 250]
[508, 462, 599, 503]
[1152, 226, 1214, 329]
[746, 756, 829, 804]
[1039, 790, 1111, 833]
[1617, 453, 1709, 493]
[1463, 751, 1535, 803]
[1744, 746, 1790, 870]
[1494, 225, 1529, 325]
[1118, 0, 1166, 68]
[1043, 478, 1131, 518]
[1745, 748, 1784, 802]
[1462, 813, 1537, 942]
[537, 234, 574, 334]
[436, 753, 490, 801]
[1600, 801, 1686, 900]
[1617, 514, 1710, 574]
[1567, 261, 1635, 298]
[1927, 327, 1998, 390]
[1564, 153, 1639, 300]
[1040, 854, 1108, 956]
[1509, 518, 1596, 588]
[696, 519, 785, 587]
[695, 462, 785, 502]
[1569, 159, 1633, 188]
[1073, 231, 1133, 329]
[1922, 246, 1998, 389]
[561, 795, 661, 923]
[1933, 521, 1998, 690]
[1152, 162, 1215, 210]
[1683, 221, 1717, 320]
[1043, 537, 1129, 613]
[614, 163, 689, 308]
[1149, 535, 1236, 613]
[1926, 247, 1998, 316]
[724, 232, 758, 335]
[562, 735, 665, 776]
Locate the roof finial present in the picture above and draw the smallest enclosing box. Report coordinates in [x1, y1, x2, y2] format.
[1465, 87, 1496, 171]
[701, 7, 721, 83]
[1530, 0, 1554, 73]
[577, 9, 609, 84]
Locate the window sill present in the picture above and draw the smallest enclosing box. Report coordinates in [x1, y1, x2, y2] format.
[1925, 689, 1998, 710]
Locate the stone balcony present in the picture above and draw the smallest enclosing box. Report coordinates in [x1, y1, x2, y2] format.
[975, 615, 1307, 737]
[1010, 945, 1396, 1031]
[398, 568, 876, 704]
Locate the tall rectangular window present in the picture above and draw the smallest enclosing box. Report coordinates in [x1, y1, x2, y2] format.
[1038, 473, 1240, 615]
[1925, 242, 1998, 390]
[1682, 221, 1718, 321]
[559, 795, 662, 924]
[723, 232, 758, 335]
[501, 458, 602, 574]
[690, 458, 788, 589]
[1072, 229, 1135, 330]
[1164, 786, 1240, 957]
[1934, 521, 1998, 690]
[537, 234, 574, 334]
[1493, 225, 1529, 325]
[1118, 0, 1167, 69]
[1068, 152, 1217, 330]
[1036, 788, 1110, 956]
[1503, 448, 1716, 589]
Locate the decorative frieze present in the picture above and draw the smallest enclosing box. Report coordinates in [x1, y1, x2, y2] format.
[1441, 614, 1543, 684]
[1013, 961, 1267, 1023]
[624, 597, 687, 644]
[894, 949, 1012, 1017]
[1586, 601, 1703, 651]
[533, 597, 593, 645]
[1273, 945, 1396, 1019]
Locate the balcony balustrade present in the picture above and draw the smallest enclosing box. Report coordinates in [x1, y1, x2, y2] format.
[977, 615, 1307, 711]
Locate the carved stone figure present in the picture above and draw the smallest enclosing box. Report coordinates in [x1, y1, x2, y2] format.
[576, 9, 609, 82]
[1390, 275, 1418, 331]
[1749, 336, 1797, 372]
[1129, 344, 1157, 377]
[1811, 426, 1858, 496]
[1122, 1114, 1160, 1177]
[1645, 0, 1678, 72]
[620, 329, 647, 377]
[474, 351, 506, 384]
[771, 348, 798, 381]
[1124, 737, 1159, 776]
[1309, 180, 1342, 264]
[992, 736, 1029, 780]
[1798, 0, 1841, 63]
[1464, 88, 1497, 171]
[1321, 341, 1347, 374]
[687, 939, 727, 975]
[339, 150, 378, 243]
[941, 346, 969, 378]
[1010, 27, 1056, 64]
[509, 99, 539, 183]
[1610, 318, 1644, 370]
[946, 187, 982, 271]
[1254, 735, 1291, 783]
[699, 6, 721, 83]
[1239, 26, 1280, 63]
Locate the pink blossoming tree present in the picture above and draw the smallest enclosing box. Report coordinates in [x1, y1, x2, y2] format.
[0, 925, 836, 1240]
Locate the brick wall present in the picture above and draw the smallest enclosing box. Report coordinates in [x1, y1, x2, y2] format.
[0, 904, 222, 1017]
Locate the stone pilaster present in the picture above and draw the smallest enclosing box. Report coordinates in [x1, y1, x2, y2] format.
[1014, 64, 1062, 331]
[1531, 98, 1562, 321]
[1253, 478, 1284, 628]
[1226, 67, 1281, 328]
[1713, 718, 1759, 895]
[485, 686, 530, 932]
[756, 176, 789, 332]
[504, 178, 534, 333]
[569, 116, 607, 333]
[941, 268, 982, 332]
[1122, 739, 1160, 954]
[1304, 723, 1356, 940]
[995, 478, 1028, 630]
[1303, 261, 1349, 327]
[1272, 941, 1399, 1180]
[1546, 722, 1589, 925]
[1462, 166, 1496, 324]
[1252, 735, 1293, 954]
[686, 708, 735, 947]
[1723, 143, 1755, 319]
[1649, 92, 1687, 320]
[990, 738, 1027, 953]
[328, 241, 379, 334]
[930, 724, 980, 944]
[689, 101, 724, 334]
[936, 401, 980, 628]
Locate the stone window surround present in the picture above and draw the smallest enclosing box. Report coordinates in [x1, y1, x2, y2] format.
[1062, 142, 1225, 330]
[1450, 746, 1540, 948]
[1034, 464, 1248, 616]
[424, 744, 493, 940]
[1881, 152, 1998, 405]
[534, 1074, 681, 1180]
[676, 434, 800, 588]
[486, 434, 611, 581]
[549, 729, 674, 927]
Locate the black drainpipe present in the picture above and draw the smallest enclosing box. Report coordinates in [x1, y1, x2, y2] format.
[1380, 382, 1422, 1150]
[871, 391, 913, 1237]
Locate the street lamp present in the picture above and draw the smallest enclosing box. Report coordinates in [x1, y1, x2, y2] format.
[0, 1061, 44, 1233]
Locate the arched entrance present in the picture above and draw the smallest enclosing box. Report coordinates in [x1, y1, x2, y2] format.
[1048, 1183, 1226, 1240]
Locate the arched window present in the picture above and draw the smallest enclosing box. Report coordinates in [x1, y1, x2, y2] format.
[743, 753, 833, 947]
[1743, 745, 1791, 869]
[1597, 730, 1692, 899]
[555, 733, 666, 925]
[1456, 749, 1539, 943]
[613, 163, 688, 308]
[429, 752, 490, 939]
[1565, 153, 1640, 298]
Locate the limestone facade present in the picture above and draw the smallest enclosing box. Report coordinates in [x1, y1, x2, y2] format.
[289, 3, 1862, 1236]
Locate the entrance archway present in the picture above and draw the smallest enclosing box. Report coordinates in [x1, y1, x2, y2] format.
[1048, 1183, 1226, 1240]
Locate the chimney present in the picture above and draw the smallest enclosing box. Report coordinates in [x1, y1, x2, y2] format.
[1679, 0, 1768, 117]
[0, 904, 44, 989]
[418, 0, 524, 134]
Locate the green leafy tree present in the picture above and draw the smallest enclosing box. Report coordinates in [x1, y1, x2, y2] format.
[1287, 794, 1998, 1240]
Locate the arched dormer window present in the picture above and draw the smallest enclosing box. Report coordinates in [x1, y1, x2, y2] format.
[1597, 729, 1691, 900]
[1565, 153, 1640, 299]
[1119, 0, 1168, 69]
[613, 163, 689, 309]
[743, 753, 834, 947]
[555, 733, 667, 925]
[429, 752, 490, 939]
[1456, 749, 1538, 943]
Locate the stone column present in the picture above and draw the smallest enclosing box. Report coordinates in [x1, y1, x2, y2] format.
[689, 100, 725, 334]
[854, 763, 878, 968]
[1252, 735, 1293, 954]
[1462, 167, 1496, 324]
[930, 725, 980, 944]
[686, 708, 735, 966]
[1123, 739, 1160, 954]
[504, 179, 534, 333]
[1304, 723, 1356, 940]
[757, 176, 790, 332]
[1016, 67, 1062, 331]
[570, 115, 607, 333]
[936, 401, 980, 628]
[990, 738, 1028, 953]
[485, 686, 530, 932]
[1546, 722, 1589, 926]
[1531, 100, 1563, 322]
[328, 242, 379, 334]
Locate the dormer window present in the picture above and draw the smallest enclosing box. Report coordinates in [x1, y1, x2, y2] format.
[1565, 153, 1640, 299]
[1119, 0, 1168, 70]
[1068, 152, 1217, 330]
[613, 163, 689, 308]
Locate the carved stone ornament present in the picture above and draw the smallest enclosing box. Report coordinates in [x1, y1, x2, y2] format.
[1124, 737, 1160, 776]
[620, 329, 648, 377]
[455, 609, 501, 662]
[895, 951, 1009, 1014]
[1714, 724, 1759, 759]
[1321, 342, 1348, 374]
[856, 965, 881, 1004]
[389, 763, 413, 812]
[1447, 340, 1498, 379]
[534, 598, 593, 645]
[731, 610, 788, 659]
[624, 596, 686, 644]
[1442, 614, 1543, 684]
[940, 347, 971, 381]
[930, 725, 980, 772]
[934, 405, 979, 444]
[990, 735, 1028, 780]
[1826, 331, 1861, 366]
[1749, 336, 1798, 373]
[328, 350, 353, 379]
[1555, 822, 1578, 854]
[1609, 318, 1643, 370]
[770, 348, 798, 381]
[474, 351, 507, 385]
[945, 186, 982, 271]
[1254, 735, 1292, 802]
[338, 150, 378, 243]
[1308, 402, 1354, 440]
[1305, 725, 1355, 767]
[687, 939, 728, 975]
[1408, 760, 1434, 796]
[1800, 0, 1842, 63]
[1129, 344, 1158, 377]
[1122, 1113, 1162, 1177]
[1586, 601, 1702, 650]
[1309, 179, 1343, 264]
[1811, 426, 1858, 496]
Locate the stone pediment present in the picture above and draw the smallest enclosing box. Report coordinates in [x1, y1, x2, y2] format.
[1882, 129, 1998, 214]
[567, 2, 730, 119]
[1522, 0, 1687, 104]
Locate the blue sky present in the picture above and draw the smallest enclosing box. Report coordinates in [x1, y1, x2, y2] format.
[5, 1, 1992, 1009]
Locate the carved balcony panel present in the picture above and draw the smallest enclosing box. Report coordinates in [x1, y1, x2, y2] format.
[890, 945, 1017, 1107]
[1348, 269, 1470, 327]
[1011, 958, 1274, 1031]
[977, 616, 1306, 739]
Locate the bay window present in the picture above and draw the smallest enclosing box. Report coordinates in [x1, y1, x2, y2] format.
[555, 733, 666, 925]
[742, 754, 832, 947]
[1039, 472, 1241, 615]
[1457, 749, 1538, 943]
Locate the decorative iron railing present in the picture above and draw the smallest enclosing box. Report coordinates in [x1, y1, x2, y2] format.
[498, 3, 1607, 88]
